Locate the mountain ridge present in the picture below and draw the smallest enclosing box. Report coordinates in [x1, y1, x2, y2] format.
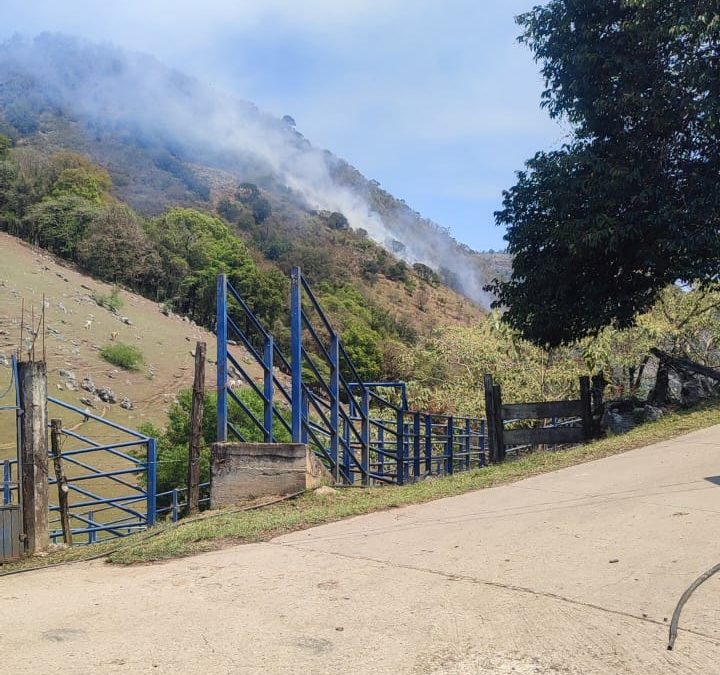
[0, 33, 509, 305]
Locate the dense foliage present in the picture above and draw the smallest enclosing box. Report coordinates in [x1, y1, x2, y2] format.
[403, 284, 720, 415]
[0, 140, 450, 382]
[489, 1, 720, 346]
[0, 142, 286, 331]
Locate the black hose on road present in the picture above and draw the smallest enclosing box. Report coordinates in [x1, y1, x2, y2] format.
[667, 561, 720, 650]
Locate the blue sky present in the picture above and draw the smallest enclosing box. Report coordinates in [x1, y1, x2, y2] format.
[3, 1, 565, 250]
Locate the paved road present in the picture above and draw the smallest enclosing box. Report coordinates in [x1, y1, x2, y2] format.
[2, 426, 720, 674]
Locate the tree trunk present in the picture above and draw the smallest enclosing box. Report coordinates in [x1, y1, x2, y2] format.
[649, 361, 670, 405]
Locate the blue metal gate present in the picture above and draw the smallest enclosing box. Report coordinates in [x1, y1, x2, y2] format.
[2, 355, 157, 546]
[44, 397, 157, 543]
[216, 268, 487, 486]
[0, 355, 22, 560]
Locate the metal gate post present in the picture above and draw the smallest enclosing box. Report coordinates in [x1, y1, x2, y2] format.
[464, 418, 472, 470]
[263, 335, 274, 442]
[146, 437, 157, 526]
[12, 355, 22, 515]
[361, 388, 370, 485]
[216, 274, 228, 442]
[329, 335, 340, 480]
[290, 267, 303, 443]
[343, 417, 353, 484]
[446, 416, 454, 474]
[413, 413, 421, 479]
[425, 415, 433, 474]
[396, 409, 405, 485]
[480, 419, 486, 466]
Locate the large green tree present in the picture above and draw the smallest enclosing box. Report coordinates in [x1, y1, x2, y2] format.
[489, 1, 720, 347]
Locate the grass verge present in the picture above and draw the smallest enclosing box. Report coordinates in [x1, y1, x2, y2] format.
[3, 401, 720, 573]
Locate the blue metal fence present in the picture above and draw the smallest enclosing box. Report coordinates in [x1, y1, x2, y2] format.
[0, 355, 22, 514]
[45, 397, 157, 544]
[1, 355, 158, 545]
[216, 268, 488, 486]
[216, 274, 293, 444]
[156, 481, 211, 522]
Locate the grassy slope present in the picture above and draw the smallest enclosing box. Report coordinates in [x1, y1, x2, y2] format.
[3, 400, 718, 573]
[0, 231, 265, 460]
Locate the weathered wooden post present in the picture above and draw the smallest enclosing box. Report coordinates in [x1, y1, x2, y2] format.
[591, 372, 608, 436]
[579, 376, 592, 440]
[187, 341, 206, 516]
[50, 419, 72, 545]
[493, 383, 505, 462]
[483, 374, 497, 462]
[19, 360, 48, 555]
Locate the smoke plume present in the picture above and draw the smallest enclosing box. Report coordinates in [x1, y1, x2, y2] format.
[0, 34, 493, 305]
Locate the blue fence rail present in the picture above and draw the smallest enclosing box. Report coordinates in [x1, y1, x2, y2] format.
[0, 355, 22, 514]
[157, 481, 211, 522]
[217, 268, 489, 486]
[2, 355, 158, 545]
[45, 397, 157, 545]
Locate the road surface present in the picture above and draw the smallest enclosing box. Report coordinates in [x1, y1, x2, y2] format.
[2, 426, 720, 674]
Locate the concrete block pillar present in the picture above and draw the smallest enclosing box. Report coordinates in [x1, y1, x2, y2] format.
[211, 443, 332, 507]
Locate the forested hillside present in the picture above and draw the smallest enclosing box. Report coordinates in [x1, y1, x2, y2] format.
[0, 137, 485, 383]
[0, 33, 508, 308]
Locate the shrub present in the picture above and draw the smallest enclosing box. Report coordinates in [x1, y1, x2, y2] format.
[216, 197, 242, 223]
[92, 287, 124, 313]
[413, 262, 439, 285]
[385, 260, 409, 282]
[326, 211, 349, 230]
[100, 343, 144, 370]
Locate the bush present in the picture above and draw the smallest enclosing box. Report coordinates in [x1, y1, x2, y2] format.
[216, 197, 242, 223]
[385, 260, 409, 282]
[100, 343, 144, 370]
[326, 211, 349, 230]
[92, 287, 124, 313]
[413, 262, 439, 285]
[236, 183, 271, 223]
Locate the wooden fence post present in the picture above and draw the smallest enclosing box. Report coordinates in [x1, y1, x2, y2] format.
[50, 418, 72, 545]
[579, 376, 592, 440]
[483, 374, 497, 462]
[187, 341, 206, 516]
[591, 372, 608, 436]
[493, 383, 505, 462]
[19, 360, 48, 555]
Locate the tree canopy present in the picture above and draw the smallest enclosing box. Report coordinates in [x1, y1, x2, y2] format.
[488, 1, 720, 347]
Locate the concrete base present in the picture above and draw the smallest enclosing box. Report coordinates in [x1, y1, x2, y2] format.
[211, 443, 332, 506]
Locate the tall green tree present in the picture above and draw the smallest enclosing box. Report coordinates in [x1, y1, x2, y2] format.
[489, 1, 720, 347]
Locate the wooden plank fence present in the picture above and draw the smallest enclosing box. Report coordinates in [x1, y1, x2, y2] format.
[484, 374, 594, 462]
